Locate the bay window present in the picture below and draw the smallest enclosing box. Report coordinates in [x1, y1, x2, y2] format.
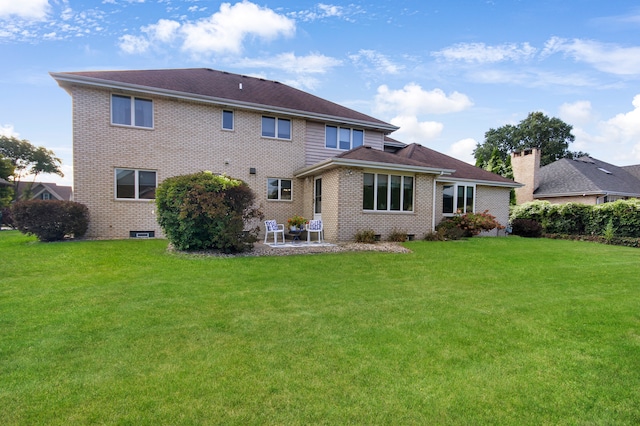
[363, 173, 413, 212]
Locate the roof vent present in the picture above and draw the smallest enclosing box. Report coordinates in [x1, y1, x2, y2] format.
[239, 83, 243, 90]
[597, 167, 612, 174]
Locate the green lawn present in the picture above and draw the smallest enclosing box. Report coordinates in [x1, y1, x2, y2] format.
[1, 230, 639, 425]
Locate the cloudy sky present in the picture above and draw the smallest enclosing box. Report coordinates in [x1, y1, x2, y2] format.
[1, 0, 640, 186]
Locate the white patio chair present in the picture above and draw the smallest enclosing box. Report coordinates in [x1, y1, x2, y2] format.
[306, 219, 324, 243]
[264, 220, 285, 245]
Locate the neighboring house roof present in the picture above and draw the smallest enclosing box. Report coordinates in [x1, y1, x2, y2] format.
[535, 156, 640, 198]
[0, 177, 11, 187]
[16, 182, 73, 201]
[622, 164, 640, 180]
[50, 68, 398, 132]
[296, 143, 521, 188]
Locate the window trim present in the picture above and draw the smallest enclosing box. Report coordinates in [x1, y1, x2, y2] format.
[363, 172, 414, 213]
[325, 125, 365, 150]
[266, 178, 293, 201]
[115, 168, 158, 201]
[222, 109, 234, 131]
[261, 116, 291, 140]
[111, 94, 154, 129]
[442, 183, 475, 215]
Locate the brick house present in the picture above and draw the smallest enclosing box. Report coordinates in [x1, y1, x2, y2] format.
[512, 148, 640, 205]
[51, 68, 520, 241]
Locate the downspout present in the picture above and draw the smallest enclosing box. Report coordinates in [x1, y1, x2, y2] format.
[432, 177, 437, 231]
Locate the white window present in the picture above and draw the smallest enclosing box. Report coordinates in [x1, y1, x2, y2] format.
[267, 178, 292, 201]
[363, 173, 414, 212]
[443, 184, 475, 214]
[111, 95, 153, 128]
[41, 193, 51, 200]
[222, 110, 234, 130]
[115, 168, 157, 200]
[326, 126, 364, 150]
[262, 116, 291, 139]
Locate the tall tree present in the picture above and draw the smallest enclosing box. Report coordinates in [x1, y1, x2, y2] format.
[0, 155, 14, 207]
[474, 112, 587, 168]
[0, 136, 64, 200]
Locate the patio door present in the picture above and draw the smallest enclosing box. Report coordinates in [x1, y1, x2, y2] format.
[313, 177, 322, 220]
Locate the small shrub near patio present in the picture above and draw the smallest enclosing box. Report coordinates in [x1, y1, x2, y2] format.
[11, 200, 89, 242]
[387, 228, 408, 242]
[155, 172, 263, 253]
[354, 228, 377, 243]
[510, 218, 543, 238]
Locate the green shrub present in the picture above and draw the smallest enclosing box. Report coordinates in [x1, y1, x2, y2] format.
[434, 219, 467, 240]
[11, 200, 89, 241]
[354, 229, 377, 243]
[510, 218, 543, 238]
[387, 228, 408, 242]
[1, 206, 13, 228]
[155, 172, 263, 253]
[438, 210, 504, 238]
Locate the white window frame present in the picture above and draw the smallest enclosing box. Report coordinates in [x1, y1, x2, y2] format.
[363, 172, 414, 212]
[325, 125, 365, 150]
[442, 183, 476, 215]
[267, 178, 292, 201]
[261, 116, 291, 140]
[115, 168, 158, 200]
[222, 110, 234, 130]
[111, 94, 153, 129]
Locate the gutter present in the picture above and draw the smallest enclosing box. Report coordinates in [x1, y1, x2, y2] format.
[436, 176, 524, 188]
[294, 158, 455, 178]
[50, 72, 400, 133]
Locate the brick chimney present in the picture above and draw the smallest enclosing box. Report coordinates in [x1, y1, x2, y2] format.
[511, 148, 540, 203]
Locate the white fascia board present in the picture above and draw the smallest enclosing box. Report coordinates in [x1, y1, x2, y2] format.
[50, 73, 399, 133]
[436, 176, 523, 188]
[294, 158, 454, 178]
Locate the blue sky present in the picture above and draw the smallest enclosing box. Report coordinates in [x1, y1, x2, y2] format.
[1, 0, 640, 187]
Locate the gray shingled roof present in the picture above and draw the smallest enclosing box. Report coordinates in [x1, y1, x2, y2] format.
[535, 156, 640, 197]
[51, 68, 397, 131]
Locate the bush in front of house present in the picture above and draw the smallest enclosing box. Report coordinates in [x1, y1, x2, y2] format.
[155, 172, 263, 253]
[354, 229, 377, 243]
[387, 228, 408, 242]
[11, 200, 89, 241]
[437, 210, 505, 238]
[1, 206, 14, 228]
[510, 218, 543, 238]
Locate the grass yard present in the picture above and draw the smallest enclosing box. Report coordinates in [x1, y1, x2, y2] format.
[1, 230, 639, 425]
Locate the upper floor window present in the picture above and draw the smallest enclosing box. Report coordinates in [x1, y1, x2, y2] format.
[111, 94, 153, 128]
[326, 126, 364, 150]
[222, 110, 234, 130]
[115, 168, 157, 200]
[443, 184, 474, 214]
[363, 173, 414, 212]
[262, 116, 291, 140]
[267, 178, 292, 201]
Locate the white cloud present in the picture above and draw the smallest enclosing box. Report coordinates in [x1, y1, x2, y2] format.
[144, 19, 180, 43]
[374, 83, 473, 116]
[559, 100, 594, 126]
[0, 124, 19, 137]
[349, 50, 403, 75]
[0, 0, 50, 20]
[542, 37, 640, 75]
[448, 138, 477, 164]
[118, 34, 150, 54]
[236, 52, 342, 74]
[290, 3, 357, 22]
[432, 42, 537, 63]
[388, 115, 443, 143]
[180, 1, 295, 55]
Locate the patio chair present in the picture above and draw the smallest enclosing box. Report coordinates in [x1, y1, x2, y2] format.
[264, 220, 285, 245]
[306, 219, 324, 243]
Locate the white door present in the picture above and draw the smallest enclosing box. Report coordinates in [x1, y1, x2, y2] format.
[313, 177, 322, 220]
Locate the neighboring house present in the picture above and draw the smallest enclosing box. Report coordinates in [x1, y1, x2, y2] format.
[16, 182, 74, 201]
[512, 148, 640, 205]
[51, 68, 520, 241]
[0, 177, 11, 187]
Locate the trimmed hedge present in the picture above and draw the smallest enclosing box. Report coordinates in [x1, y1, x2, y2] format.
[155, 172, 263, 253]
[510, 199, 640, 238]
[11, 200, 89, 241]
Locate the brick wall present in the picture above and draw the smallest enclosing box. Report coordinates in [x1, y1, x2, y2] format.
[511, 148, 540, 204]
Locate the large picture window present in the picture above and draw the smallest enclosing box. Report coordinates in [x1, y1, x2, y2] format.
[442, 184, 474, 214]
[115, 168, 157, 200]
[267, 178, 292, 201]
[111, 95, 153, 128]
[363, 173, 413, 212]
[325, 126, 364, 150]
[262, 116, 291, 139]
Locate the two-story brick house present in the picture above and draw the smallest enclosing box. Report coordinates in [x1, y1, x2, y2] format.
[51, 68, 520, 241]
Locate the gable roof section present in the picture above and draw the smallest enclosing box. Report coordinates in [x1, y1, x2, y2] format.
[296, 144, 521, 188]
[535, 156, 640, 198]
[396, 143, 519, 186]
[50, 68, 398, 132]
[16, 182, 73, 201]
